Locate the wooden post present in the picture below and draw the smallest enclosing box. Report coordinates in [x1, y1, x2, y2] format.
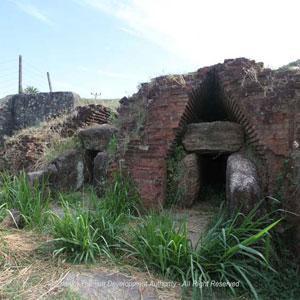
[47, 72, 53, 93]
[18, 55, 22, 94]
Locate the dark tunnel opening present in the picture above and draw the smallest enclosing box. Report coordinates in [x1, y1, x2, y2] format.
[192, 71, 229, 123]
[196, 154, 228, 203]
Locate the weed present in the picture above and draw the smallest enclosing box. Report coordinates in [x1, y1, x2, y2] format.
[117, 202, 281, 300]
[50, 200, 101, 264]
[0, 202, 6, 223]
[187, 203, 281, 300]
[98, 167, 142, 220]
[0, 171, 51, 229]
[107, 134, 118, 162]
[166, 145, 187, 207]
[118, 210, 192, 279]
[42, 135, 82, 166]
[49, 168, 141, 264]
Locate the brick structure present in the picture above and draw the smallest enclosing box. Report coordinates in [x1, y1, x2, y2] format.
[117, 58, 300, 210]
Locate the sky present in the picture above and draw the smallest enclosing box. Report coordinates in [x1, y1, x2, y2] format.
[0, 0, 300, 99]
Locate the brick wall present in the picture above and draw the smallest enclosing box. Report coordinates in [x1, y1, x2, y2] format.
[117, 58, 300, 209]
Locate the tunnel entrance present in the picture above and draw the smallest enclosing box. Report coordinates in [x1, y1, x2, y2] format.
[201, 154, 228, 186]
[188, 70, 231, 205]
[197, 154, 228, 203]
[166, 69, 243, 207]
[190, 71, 229, 123]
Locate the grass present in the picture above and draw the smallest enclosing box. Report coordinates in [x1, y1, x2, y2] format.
[0, 171, 51, 229]
[187, 203, 281, 300]
[117, 203, 282, 300]
[51, 200, 101, 264]
[41, 135, 82, 166]
[49, 168, 141, 264]
[118, 210, 192, 279]
[0, 169, 294, 300]
[0, 230, 71, 300]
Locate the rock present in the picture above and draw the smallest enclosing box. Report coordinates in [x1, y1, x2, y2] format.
[1, 209, 23, 228]
[93, 152, 108, 186]
[119, 96, 128, 105]
[178, 153, 201, 208]
[61, 269, 160, 300]
[51, 150, 89, 191]
[182, 121, 244, 154]
[78, 124, 117, 152]
[0, 92, 81, 147]
[226, 153, 261, 216]
[27, 164, 57, 186]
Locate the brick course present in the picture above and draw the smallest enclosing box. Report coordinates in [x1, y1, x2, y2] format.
[116, 58, 300, 209]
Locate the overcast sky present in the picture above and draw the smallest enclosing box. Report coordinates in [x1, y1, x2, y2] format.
[1, 0, 300, 99]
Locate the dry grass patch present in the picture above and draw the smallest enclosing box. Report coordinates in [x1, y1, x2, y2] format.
[0, 229, 72, 300]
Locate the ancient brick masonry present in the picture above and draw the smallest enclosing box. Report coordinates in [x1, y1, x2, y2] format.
[0, 104, 113, 173]
[117, 58, 300, 210]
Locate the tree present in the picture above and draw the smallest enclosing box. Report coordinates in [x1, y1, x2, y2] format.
[24, 86, 39, 94]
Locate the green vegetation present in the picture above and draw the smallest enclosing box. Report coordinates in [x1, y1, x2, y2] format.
[51, 200, 101, 264]
[42, 135, 82, 166]
[0, 171, 51, 229]
[188, 204, 280, 300]
[24, 86, 39, 94]
[118, 203, 281, 300]
[0, 168, 298, 300]
[166, 145, 187, 206]
[106, 133, 118, 161]
[118, 210, 191, 279]
[49, 168, 141, 264]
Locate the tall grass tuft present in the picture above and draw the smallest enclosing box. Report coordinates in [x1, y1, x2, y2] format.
[118, 210, 192, 279]
[97, 168, 142, 220]
[0, 171, 51, 228]
[51, 200, 101, 264]
[186, 203, 281, 300]
[50, 169, 141, 264]
[117, 203, 281, 300]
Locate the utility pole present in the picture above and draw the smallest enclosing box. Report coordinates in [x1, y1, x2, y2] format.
[47, 72, 53, 93]
[18, 55, 22, 94]
[91, 92, 101, 100]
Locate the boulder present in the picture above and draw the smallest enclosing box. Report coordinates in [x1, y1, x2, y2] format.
[51, 150, 89, 191]
[27, 164, 57, 186]
[178, 153, 201, 208]
[78, 124, 117, 152]
[1, 209, 23, 228]
[93, 152, 109, 186]
[226, 153, 261, 216]
[182, 121, 244, 154]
